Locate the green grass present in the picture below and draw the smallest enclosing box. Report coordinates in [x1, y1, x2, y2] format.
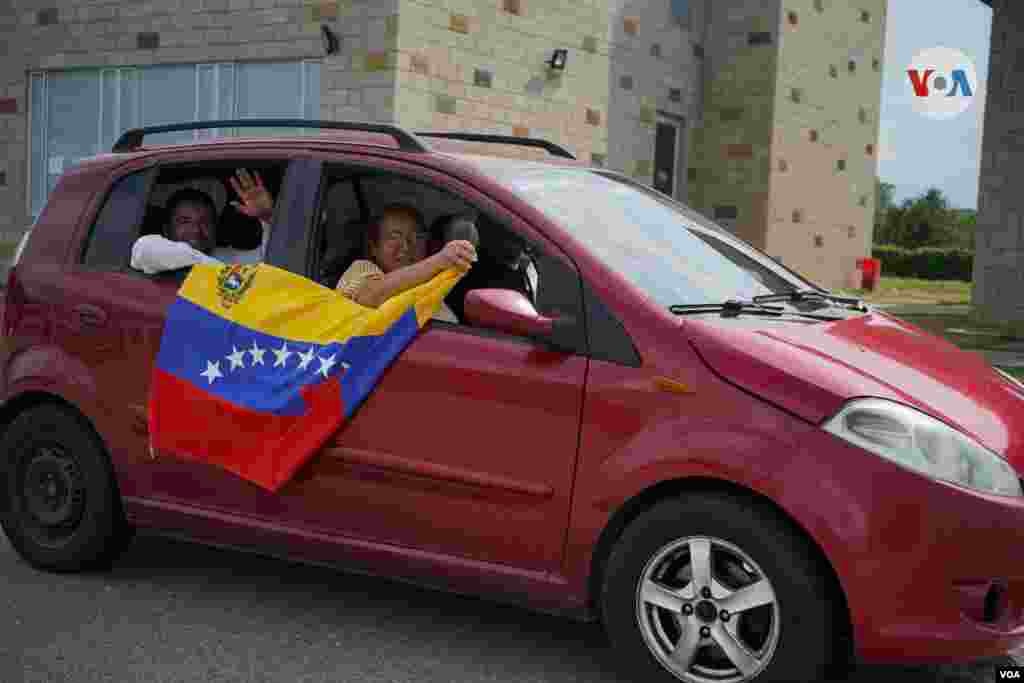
[837, 276, 971, 305]
[1000, 366, 1024, 380]
[895, 313, 1018, 351]
[837, 276, 1019, 356]
[0, 241, 18, 263]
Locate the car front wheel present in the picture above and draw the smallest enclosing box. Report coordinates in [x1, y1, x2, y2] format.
[601, 492, 842, 683]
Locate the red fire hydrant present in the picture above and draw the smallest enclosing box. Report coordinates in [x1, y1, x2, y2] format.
[858, 257, 881, 291]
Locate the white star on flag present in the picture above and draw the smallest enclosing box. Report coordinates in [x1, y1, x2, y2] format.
[249, 341, 266, 366]
[317, 353, 338, 377]
[297, 346, 317, 371]
[226, 345, 247, 371]
[272, 342, 292, 368]
[200, 360, 223, 384]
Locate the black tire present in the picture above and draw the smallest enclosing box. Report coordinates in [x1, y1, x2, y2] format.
[601, 492, 842, 683]
[0, 404, 130, 572]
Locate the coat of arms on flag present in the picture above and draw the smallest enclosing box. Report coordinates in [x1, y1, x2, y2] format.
[148, 262, 461, 491]
[216, 264, 257, 308]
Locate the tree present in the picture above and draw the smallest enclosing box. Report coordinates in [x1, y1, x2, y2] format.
[905, 188, 957, 246]
[874, 185, 960, 248]
[876, 178, 895, 211]
[954, 209, 976, 249]
[873, 179, 902, 244]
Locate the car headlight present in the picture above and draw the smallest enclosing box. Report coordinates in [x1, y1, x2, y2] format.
[822, 398, 1022, 497]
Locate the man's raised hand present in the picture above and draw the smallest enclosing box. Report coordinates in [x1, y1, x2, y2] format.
[229, 169, 274, 222]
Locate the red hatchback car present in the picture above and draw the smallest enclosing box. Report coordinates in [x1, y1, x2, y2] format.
[3, 120, 1024, 683]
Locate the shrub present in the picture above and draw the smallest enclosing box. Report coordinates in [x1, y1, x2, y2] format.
[872, 244, 973, 281]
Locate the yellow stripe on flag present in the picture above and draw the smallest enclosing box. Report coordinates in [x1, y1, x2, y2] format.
[178, 263, 461, 343]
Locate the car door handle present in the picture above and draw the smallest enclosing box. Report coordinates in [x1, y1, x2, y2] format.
[71, 304, 107, 328]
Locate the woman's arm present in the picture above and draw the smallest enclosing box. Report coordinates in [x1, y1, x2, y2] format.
[354, 240, 476, 308]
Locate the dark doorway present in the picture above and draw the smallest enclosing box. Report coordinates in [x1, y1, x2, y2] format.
[654, 118, 681, 197]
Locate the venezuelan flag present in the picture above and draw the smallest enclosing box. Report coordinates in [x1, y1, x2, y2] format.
[149, 263, 460, 492]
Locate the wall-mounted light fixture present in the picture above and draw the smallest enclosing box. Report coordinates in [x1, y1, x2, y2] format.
[321, 25, 340, 55]
[547, 49, 568, 71]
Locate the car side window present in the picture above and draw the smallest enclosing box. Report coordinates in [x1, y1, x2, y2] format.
[312, 169, 477, 289]
[80, 169, 151, 270]
[311, 166, 587, 355]
[79, 160, 288, 280]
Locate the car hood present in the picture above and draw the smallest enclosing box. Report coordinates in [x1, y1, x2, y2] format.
[683, 309, 1024, 467]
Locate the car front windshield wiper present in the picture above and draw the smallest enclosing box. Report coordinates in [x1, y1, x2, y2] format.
[669, 299, 786, 317]
[669, 298, 849, 321]
[752, 289, 868, 311]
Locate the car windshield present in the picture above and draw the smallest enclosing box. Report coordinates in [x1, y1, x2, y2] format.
[472, 161, 819, 308]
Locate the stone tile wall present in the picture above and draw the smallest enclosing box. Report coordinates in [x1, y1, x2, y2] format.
[390, 0, 610, 163]
[767, 0, 886, 286]
[973, 0, 1024, 326]
[687, 0, 780, 250]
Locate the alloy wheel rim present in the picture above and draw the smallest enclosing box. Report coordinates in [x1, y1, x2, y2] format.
[635, 535, 781, 683]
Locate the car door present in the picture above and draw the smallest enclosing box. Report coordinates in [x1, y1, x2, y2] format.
[53, 156, 316, 511]
[46, 162, 175, 497]
[279, 158, 589, 573]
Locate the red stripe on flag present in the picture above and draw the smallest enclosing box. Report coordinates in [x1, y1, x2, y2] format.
[149, 368, 345, 491]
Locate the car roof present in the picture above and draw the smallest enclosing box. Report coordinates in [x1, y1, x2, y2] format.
[84, 128, 591, 174]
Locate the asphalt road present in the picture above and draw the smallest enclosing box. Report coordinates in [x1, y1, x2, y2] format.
[0, 532, 1017, 683]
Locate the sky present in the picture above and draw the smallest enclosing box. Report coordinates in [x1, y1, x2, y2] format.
[877, 0, 993, 209]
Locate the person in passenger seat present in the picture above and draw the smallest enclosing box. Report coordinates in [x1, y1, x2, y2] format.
[130, 169, 272, 274]
[335, 204, 473, 323]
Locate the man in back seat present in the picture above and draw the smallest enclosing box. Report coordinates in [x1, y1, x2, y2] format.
[130, 169, 272, 274]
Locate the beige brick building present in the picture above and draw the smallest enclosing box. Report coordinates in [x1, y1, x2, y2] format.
[688, 0, 886, 286]
[0, 0, 886, 289]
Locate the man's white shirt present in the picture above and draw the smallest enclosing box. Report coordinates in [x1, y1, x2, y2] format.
[130, 222, 270, 274]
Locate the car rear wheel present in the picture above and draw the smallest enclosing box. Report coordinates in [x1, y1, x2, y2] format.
[601, 492, 841, 683]
[0, 404, 129, 572]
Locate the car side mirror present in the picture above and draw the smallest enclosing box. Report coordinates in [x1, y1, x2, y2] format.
[464, 288, 554, 339]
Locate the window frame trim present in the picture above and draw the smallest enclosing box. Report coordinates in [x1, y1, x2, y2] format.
[27, 71, 48, 220]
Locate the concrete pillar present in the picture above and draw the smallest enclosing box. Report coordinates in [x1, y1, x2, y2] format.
[973, 0, 1024, 327]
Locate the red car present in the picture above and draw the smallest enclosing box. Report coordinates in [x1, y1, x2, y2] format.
[3, 120, 1023, 683]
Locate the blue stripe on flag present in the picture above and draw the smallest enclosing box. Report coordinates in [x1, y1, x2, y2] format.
[338, 307, 420, 419]
[156, 298, 347, 416]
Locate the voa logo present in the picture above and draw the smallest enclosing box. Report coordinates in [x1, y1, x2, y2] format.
[906, 46, 979, 120]
[999, 669, 1022, 679]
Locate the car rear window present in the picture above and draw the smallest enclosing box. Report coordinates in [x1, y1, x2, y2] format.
[81, 169, 150, 269]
